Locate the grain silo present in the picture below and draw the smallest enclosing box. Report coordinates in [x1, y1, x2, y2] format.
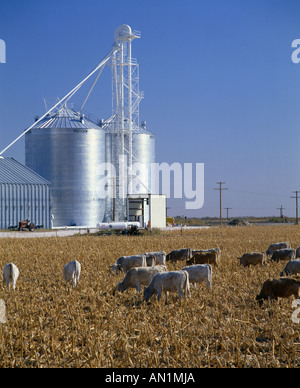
[104, 25, 157, 223]
[1, 25, 165, 229]
[0, 157, 51, 229]
[131, 123, 155, 194]
[25, 24, 156, 226]
[105, 123, 155, 222]
[25, 106, 106, 227]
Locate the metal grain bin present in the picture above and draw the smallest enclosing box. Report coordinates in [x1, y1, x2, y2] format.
[131, 125, 155, 195]
[104, 124, 155, 221]
[25, 106, 106, 227]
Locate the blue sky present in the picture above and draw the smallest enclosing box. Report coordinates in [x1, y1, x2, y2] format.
[0, 0, 300, 218]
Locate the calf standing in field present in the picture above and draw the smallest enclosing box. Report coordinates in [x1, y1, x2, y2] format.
[237, 252, 267, 267]
[63, 260, 81, 288]
[192, 248, 221, 262]
[181, 264, 212, 289]
[280, 260, 300, 277]
[114, 265, 167, 294]
[166, 248, 191, 264]
[3, 263, 19, 291]
[187, 250, 219, 267]
[143, 270, 191, 304]
[145, 251, 166, 266]
[110, 254, 147, 274]
[256, 278, 300, 305]
[266, 242, 291, 257]
[270, 249, 296, 263]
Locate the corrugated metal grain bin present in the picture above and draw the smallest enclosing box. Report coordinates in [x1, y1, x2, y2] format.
[25, 106, 106, 227]
[105, 125, 155, 222]
[0, 157, 51, 229]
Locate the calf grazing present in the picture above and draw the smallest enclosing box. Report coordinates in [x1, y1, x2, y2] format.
[280, 259, 300, 277]
[166, 248, 191, 264]
[63, 260, 81, 288]
[145, 251, 166, 266]
[114, 265, 167, 294]
[270, 248, 296, 263]
[187, 250, 219, 267]
[266, 242, 291, 256]
[181, 264, 212, 289]
[192, 248, 221, 262]
[237, 252, 267, 267]
[110, 254, 147, 274]
[3, 263, 19, 291]
[143, 270, 191, 304]
[256, 278, 300, 305]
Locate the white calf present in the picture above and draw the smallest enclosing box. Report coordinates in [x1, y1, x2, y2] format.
[182, 264, 212, 289]
[143, 270, 191, 304]
[114, 265, 167, 294]
[280, 259, 300, 277]
[110, 254, 147, 274]
[145, 251, 167, 266]
[63, 260, 81, 288]
[3, 263, 19, 291]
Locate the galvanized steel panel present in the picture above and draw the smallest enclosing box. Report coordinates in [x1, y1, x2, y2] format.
[0, 158, 51, 230]
[131, 131, 155, 194]
[0, 182, 51, 230]
[104, 127, 155, 222]
[25, 108, 106, 227]
[32, 107, 99, 130]
[0, 157, 50, 185]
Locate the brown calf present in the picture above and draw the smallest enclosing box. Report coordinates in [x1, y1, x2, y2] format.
[256, 278, 300, 305]
[186, 250, 219, 267]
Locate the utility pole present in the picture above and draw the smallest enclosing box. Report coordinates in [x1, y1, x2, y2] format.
[291, 191, 300, 225]
[214, 182, 228, 226]
[224, 207, 232, 220]
[277, 205, 285, 219]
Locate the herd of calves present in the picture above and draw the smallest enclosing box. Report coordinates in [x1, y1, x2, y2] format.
[3, 242, 300, 305]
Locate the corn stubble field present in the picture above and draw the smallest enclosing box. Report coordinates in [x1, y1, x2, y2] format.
[0, 225, 300, 368]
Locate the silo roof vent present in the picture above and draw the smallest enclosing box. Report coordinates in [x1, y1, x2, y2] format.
[30, 106, 101, 130]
